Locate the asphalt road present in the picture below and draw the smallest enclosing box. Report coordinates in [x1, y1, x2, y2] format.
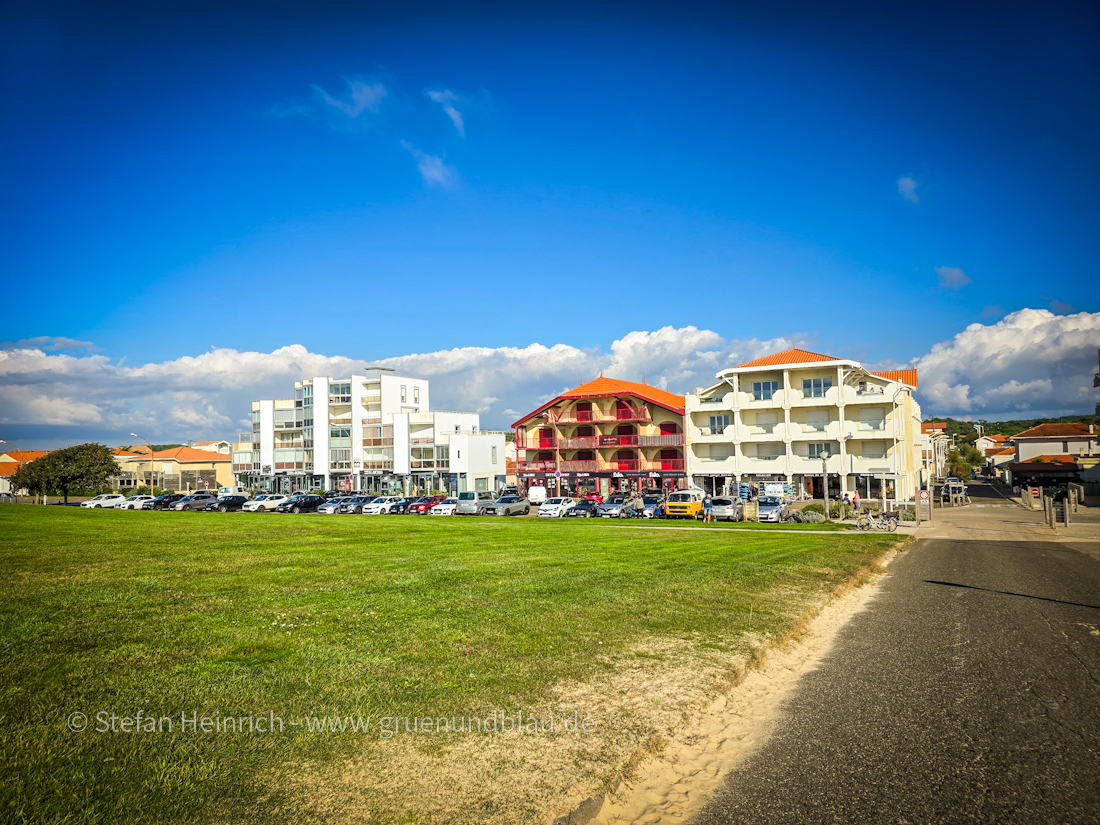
[689, 533, 1100, 824]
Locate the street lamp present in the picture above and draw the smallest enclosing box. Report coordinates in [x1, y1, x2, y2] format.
[820, 449, 831, 520]
[130, 433, 154, 493]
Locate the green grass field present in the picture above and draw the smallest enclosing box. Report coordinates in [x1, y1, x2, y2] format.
[0, 505, 898, 824]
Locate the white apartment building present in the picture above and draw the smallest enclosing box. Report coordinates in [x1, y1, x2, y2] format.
[685, 348, 923, 502]
[233, 369, 505, 494]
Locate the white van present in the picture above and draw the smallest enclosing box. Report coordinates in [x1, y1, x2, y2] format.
[526, 485, 548, 505]
[217, 486, 251, 499]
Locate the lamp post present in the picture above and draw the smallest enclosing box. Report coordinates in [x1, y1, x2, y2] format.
[820, 450, 830, 520]
[0, 439, 21, 499]
[130, 433, 154, 493]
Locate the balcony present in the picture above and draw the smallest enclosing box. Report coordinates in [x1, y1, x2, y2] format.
[410, 437, 435, 445]
[639, 433, 684, 447]
[329, 417, 352, 426]
[646, 458, 685, 472]
[274, 442, 304, 450]
[361, 460, 394, 471]
[363, 437, 394, 447]
[547, 405, 652, 424]
[518, 460, 558, 473]
[559, 459, 599, 472]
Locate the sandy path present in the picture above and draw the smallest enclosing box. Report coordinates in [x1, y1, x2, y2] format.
[588, 546, 903, 825]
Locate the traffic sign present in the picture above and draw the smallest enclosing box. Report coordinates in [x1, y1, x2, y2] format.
[919, 490, 929, 501]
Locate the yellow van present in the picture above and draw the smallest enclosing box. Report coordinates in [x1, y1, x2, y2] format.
[663, 488, 705, 519]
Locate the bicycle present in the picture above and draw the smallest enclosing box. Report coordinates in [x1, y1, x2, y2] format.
[857, 511, 898, 532]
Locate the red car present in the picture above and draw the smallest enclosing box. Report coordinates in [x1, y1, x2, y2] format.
[407, 495, 445, 514]
[580, 494, 603, 504]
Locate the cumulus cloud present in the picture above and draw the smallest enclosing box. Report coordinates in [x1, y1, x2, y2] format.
[1, 336, 99, 351]
[427, 89, 465, 136]
[897, 176, 919, 204]
[313, 78, 386, 117]
[914, 308, 1100, 418]
[400, 140, 457, 188]
[0, 328, 799, 444]
[935, 265, 972, 290]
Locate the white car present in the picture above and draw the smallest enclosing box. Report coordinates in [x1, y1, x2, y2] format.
[430, 497, 458, 515]
[538, 497, 577, 517]
[243, 494, 287, 512]
[362, 496, 402, 515]
[81, 494, 127, 509]
[119, 495, 155, 510]
[318, 497, 350, 514]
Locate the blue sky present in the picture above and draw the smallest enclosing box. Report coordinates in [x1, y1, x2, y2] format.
[2, 1, 1099, 445]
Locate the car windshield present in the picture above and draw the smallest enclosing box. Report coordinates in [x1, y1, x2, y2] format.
[668, 493, 693, 502]
[578, 500, 596, 507]
[712, 498, 733, 506]
[606, 496, 625, 504]
[458, 492, 476, 500]
[545, 498, 564, 505]
[759, 497, 781, 506]
[497, 497, 520, 503]
[642, 497, 660, 505]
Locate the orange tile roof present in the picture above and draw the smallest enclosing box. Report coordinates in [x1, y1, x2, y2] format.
[921, 422, 947, 433]
[1023, 455, 1078, 464]
[732, 347, 843, 368]
[988, 434, 1007, 442]
[0, 450, 50, 462]
[986, 447, 1015, 456]
[118, 447, 230, 463]
[1012, 423, 1093, 439]
[561, 376, 685, 412]
[871, 368, 919, 389]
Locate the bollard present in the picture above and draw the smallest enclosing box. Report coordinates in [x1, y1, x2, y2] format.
[1064, 499, 1071, 528]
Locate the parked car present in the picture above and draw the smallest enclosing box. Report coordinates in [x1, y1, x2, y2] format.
[119, 494, 155, 510]
[580, 493, 603, 504]
[538, 497, 577, 517]
[563, 499, 599, 518]
[499, 486, 520, 498]
[481, 496, 530, 516]
[527, 485, 548, 505]
[275, 494, 325, 514]
[456, 490, 497, 515]
[363, 496, 403, 515]
[711, 497, 745, 522]
[596, 495, 627, 518]
[638, 495, 665, 519]
[243, 494, 288, 512]
[321, 490, 346, 501]
[172, 492, 218, 511]
[757, 496, 789, 523]
[407, 495, 444, 514]
[203, 495, 249, 513]
[80, 494, 127, 509]
[314, 497, 348, 514]
[430, 497, 459, 515]
[337, 495, 376, 514]
[390, 497, 418, 514]
[664, 488, 706, 519]
[143, 492, 186, 510]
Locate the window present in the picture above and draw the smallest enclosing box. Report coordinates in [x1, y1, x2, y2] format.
[862, 441, 888, 459]
[802, 377, 832, 398]
[413, 386, 420, 404]
[756, 442, 784, 459]
[708, 414, 730, 435]
[401, 385, 407, 403]
[754, 412, 778, 434]
[752, 381, 780, 401]
[859, 407, 886, 431]
[455, 425, 460, 433]
[1063, 441, 1069, 452]
[492, 446, 497, 463]
[808, 442, 830, 459]
[805, 410, 829, 432]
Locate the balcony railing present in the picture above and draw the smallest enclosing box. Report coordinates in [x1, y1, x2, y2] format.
[410, 437, 435, 444]
[363, 437, 394, 447]
[639, 434, 684, 447]
[329, 417, 352, 426]
[361, 461, 394, 470]
[523, 433, 685, 451]
[547, 406, 652, 424]
[517, 458, 685, 474]
[274, 442, 304, 450]
[411, 460, 451, 470]
[559, 459, 599, 472]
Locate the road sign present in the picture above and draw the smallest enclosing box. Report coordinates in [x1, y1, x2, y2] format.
[555, 471, 561, 478]
[919, 490, 930, 501]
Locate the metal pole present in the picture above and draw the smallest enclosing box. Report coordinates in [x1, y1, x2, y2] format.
[822, 455, 830, 520]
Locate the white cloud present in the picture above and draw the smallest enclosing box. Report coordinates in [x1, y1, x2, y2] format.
[427, 89, 465, 136]
[400, 140, 458, 188]
[914, 308, 1100, 417]
[1, 336, 99, 351]
[313, 79, 386, 117]
[897, 176, 919, 204]
[935, 265, 972, 290]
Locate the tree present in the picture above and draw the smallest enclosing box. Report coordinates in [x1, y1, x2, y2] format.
[9, 454, 55, 502]
[946, 448, 972, 480]
[46, 444, 121, 503]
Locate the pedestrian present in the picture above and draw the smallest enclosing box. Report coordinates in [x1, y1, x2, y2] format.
[703, 494, 713, 523]
[852, 491, 861, 511]
[842, 493, 851, 506]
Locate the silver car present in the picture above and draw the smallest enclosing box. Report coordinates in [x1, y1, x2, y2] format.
[756, 496, 789, 523]
[711, 497, 745, 522]
[172, 492, 218, 511]
[481, 496, 531, 516]
[455, 490, 497, 515]
[596, 495, 627, 518]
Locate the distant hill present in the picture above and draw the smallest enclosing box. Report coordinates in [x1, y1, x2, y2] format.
[923, 414, 1098, 440]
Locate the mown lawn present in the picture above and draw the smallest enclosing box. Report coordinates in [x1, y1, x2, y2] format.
[0, 505, 897, 824]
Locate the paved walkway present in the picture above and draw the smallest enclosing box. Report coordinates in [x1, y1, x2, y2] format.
[683, 480, 1100, 825]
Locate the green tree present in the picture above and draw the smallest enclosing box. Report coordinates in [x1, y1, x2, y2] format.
[46, 443, 121, 503]
[946, 448, 972, 479]
[9, 454, 55, 502]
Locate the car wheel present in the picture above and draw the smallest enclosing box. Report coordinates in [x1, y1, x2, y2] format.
[524, 507, 530, 515]
[292, 506, 301, 514]
[219, 505, 227, 513]
[94, 504, 101, 508]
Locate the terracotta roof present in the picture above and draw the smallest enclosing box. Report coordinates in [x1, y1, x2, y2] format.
[193, 440, 227, 446]
[986, 447, 1015, 456]
[0, 450, 50, 463]
[561, 376, 684, 411]
[988, 434, 1007, 442]
[871, 368, 918, 389]
[731, 347, 843, 369]
[921, 423, 947, 433]
[511, 374, 685, 427]
[119, 447, 230, 463]
[1011, 423, 1093, 439]
[1023, 455, 1078, 464]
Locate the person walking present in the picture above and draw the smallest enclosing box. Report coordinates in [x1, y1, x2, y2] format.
[703, 494, 713, 523]
[852, 491, 861, 512]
